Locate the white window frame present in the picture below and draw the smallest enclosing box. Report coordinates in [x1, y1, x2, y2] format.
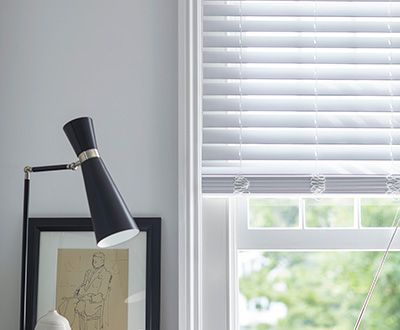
[179, 0, 400, 329]
[236, 195, 400, 251]
[233, 195, 400, 330]
[201, 195, 400, 330]
[178, 0, 203, 329]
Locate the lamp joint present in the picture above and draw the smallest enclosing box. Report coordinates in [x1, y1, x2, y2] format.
[67, 160, 81, 171]
[23, 166, 32, 180]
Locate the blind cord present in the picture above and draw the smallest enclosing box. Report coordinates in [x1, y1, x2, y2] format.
[234, 0, 250, 194]
[310, 0, 326, 197]
[386, 0, 400, 199]
[354, 208, 400, 330]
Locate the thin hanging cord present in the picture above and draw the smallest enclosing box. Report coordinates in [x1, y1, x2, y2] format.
[234, 0, 250, 194]
[389, 0, 394, 176]
[354, 209, 400, 330]
[354, 6, 400, 328]
[313, 0, 319, 174]
[389, 26, 394, 177]
[310, 0, 326, 197]
[386, 0, 400, 198]
[238, 4, 243, 176]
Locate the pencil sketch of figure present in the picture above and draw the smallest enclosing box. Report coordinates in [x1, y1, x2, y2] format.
[58, 252, 112, 330]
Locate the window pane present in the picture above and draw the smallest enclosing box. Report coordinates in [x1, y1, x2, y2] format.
[238, 251, 400, 330]
[361, 198, 400, 227]
[249, 198, 299, 228]
[305, 198, 354, 228]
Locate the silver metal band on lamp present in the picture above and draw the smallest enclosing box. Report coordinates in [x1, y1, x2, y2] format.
[78, 148, 100, 164]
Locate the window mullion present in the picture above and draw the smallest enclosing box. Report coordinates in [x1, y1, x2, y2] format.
[229, 198, 239, 330]
[300, 197, 305, 229]
[355, 196, 361, 229]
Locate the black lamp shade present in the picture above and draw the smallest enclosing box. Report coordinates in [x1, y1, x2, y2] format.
[63, 117, 139, 247]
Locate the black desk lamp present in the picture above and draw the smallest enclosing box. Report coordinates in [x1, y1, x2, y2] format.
[20, 117, 139, 330]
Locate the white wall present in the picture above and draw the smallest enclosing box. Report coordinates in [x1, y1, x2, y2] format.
[0, 1, 178, 329]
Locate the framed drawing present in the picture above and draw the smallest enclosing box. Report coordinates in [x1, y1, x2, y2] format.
[20, 217, 161, 330]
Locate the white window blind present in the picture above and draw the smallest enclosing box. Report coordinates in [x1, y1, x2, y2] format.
[202, 0, 400, 193]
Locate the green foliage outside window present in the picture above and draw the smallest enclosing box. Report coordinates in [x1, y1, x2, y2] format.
[361, 198, 400, 227]
[241, 197, 400, 329]
[249, 198, 299, 228]
[305, 198, 354, 227]
[250, 197, 400, 228]
[239, 251, 400, 329]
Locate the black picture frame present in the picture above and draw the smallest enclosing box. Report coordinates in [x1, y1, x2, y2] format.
[20, 217, 161, 330]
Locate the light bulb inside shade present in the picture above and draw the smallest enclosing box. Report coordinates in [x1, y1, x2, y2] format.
[97, 228, 140, 248]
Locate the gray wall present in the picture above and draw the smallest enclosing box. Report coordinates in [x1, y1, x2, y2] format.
[0, 1, 178, 329]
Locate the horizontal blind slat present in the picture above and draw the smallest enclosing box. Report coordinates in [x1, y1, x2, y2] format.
[203, 160, 399, 178]
[203, 127, 400, 144]
[203, 144, 400, 160]
[203, 80, 400, 96]
[203, 96, 400, 111]
[204, 18, 400, 33]
[204, 34, 400, 48]
[203, 49, 400, 64]
[204, 2, 400, 17]
[203, 64, 400, 80]
[203, 112, 400, 128]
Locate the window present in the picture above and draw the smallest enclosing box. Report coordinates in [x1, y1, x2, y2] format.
[203, 196, 400, 330]
[236, 196, 400, 329]
[197, 1, 400, 330]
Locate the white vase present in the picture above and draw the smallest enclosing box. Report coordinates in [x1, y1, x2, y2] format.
[34, 310, 71, 330]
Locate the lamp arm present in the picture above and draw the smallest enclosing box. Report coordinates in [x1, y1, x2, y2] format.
[20, 159, 80, 330]
[24, 160, 81, 179]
